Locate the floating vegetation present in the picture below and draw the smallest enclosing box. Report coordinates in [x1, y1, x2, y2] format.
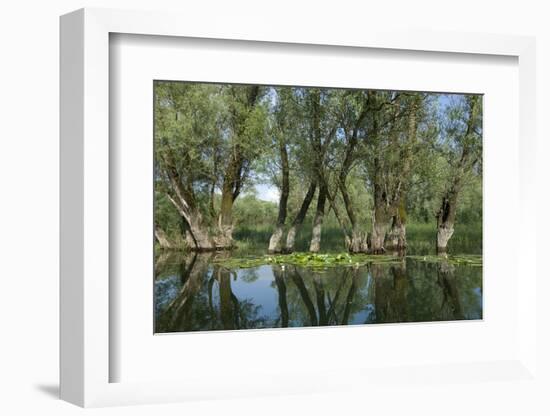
[212, 252, 483, 270]
[407, 254, 483, 267]
[213, 252, 403, 270]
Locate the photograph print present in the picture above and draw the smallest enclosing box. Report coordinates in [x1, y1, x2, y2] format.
[154, 81, 483, 333]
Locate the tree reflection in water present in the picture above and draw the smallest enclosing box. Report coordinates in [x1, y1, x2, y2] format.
[155, 254, 482, 333]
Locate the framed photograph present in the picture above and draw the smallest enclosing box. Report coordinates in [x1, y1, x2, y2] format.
[60, 8, 538, 407]
[152, 80, 483, 335]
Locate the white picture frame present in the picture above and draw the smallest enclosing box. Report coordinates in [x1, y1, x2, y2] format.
[60, 7, 538, 407]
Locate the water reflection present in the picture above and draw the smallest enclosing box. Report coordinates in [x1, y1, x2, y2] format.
[155, 253, 482, 333]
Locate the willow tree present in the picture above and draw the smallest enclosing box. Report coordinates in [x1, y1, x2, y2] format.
[217, 85, 267, 247]
[332, 90, 371, 253]
[362, 91, 427, 253]
[436, 95, 482, 254]
[285, 180, 317, 252]
[384, 93, 426, 251]
[303, 88, 339, 253]
[267, 88, 293, 253]
[154, 82, 267, 251]
[280, 87, 337, 253]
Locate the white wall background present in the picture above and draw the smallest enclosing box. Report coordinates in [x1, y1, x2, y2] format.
[0, 1, 548, 415]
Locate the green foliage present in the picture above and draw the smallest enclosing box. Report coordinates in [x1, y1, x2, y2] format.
[213, 252, 403, 270]
[154, 82, 482, 254]
[154, 192, 188, 249]
[213, 251, 482, 270]
[407, 254, 482, 267]
[232, 194, 278, 227]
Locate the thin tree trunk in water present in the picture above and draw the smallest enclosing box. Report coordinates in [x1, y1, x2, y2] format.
[308, 88, 328, 254]
[309, 183, 327, 253]
[436, 176, 461, 254]
[436, 96, 479, 255]
[337, 98, 370, 253]
[156, 254, 210, 332]
[166, 192, 218, 251]
[390, 261, 409, 321]
[186, 213, 216, 250]
[217, 267, 236, 330]
[369, 146, 393, 254]
[339, 177, 367, 253]
[386, 99, 418, 253]
[321, 181, 358, 251]
[437, 261, 464, 320]
[285, 181, 316, 253]
[313, 276, 327, 325]
[290, 268, 318, 326]
[155, 224, 174, 249]
[273, 266, 289, 327]
[341, 270, 359, 325]
[207, 277, 216, 330]
[268, 140, 290, 253]
[162, 151, 222, 252]
[217, 173, 235, 249]
[209, 182, 217, 220]
[325, 275, 346, 324]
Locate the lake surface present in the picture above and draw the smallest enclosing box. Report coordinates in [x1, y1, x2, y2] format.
[155, 253, 482, 333]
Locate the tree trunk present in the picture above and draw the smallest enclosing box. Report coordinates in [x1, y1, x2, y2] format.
[436, 178, 461, 254]
[285, 181, 316, 252]
[185, 213, 214, 250]
[370, 221, 390, 254]
[313, 276, 327, 325]
[268, 140, 290, 253]
[437, 261, 464, 320]
[337, 97, 370, 253]
[341, 270, 359, 325]
[166, 193, 219, 251]
[339, 176, 368, 253]
[349, 228, 369, 253]
[370, 203, 393, 254]
[384, 98, 418, 254]
[436, 224, 454, 255]
[217, 267, 236, 330]
[268, 227, 284, 253]
[386, 204, 407, 252]
[291, 268, 318, 326]
[309, 183, 327, 253]
[436, 96, 479, 255]
[387, 219, 406, 252]
[273, 266, 289, 327]
[156, 253, 210, 332]
[217, 171, 236, 249]
[390, 261, 409, 321]
[155, 225, 174, 249]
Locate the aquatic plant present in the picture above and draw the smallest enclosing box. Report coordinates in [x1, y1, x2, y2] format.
[213, 252, 482, 270]
[213, 252, 403, 270]
[407, 254, 482, 267]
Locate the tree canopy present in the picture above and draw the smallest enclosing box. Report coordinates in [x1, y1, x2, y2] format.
[154, 81, 482, 255]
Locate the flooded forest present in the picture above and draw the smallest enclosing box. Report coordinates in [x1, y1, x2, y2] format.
[154, 82, 482, 332]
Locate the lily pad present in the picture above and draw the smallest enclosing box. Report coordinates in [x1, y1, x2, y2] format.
[213, 252, 403, 270]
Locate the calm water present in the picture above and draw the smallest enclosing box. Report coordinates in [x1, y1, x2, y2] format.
[155, 253, 482, 333]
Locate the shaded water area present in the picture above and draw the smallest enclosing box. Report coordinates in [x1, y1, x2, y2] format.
[155, 250, 482, 333]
